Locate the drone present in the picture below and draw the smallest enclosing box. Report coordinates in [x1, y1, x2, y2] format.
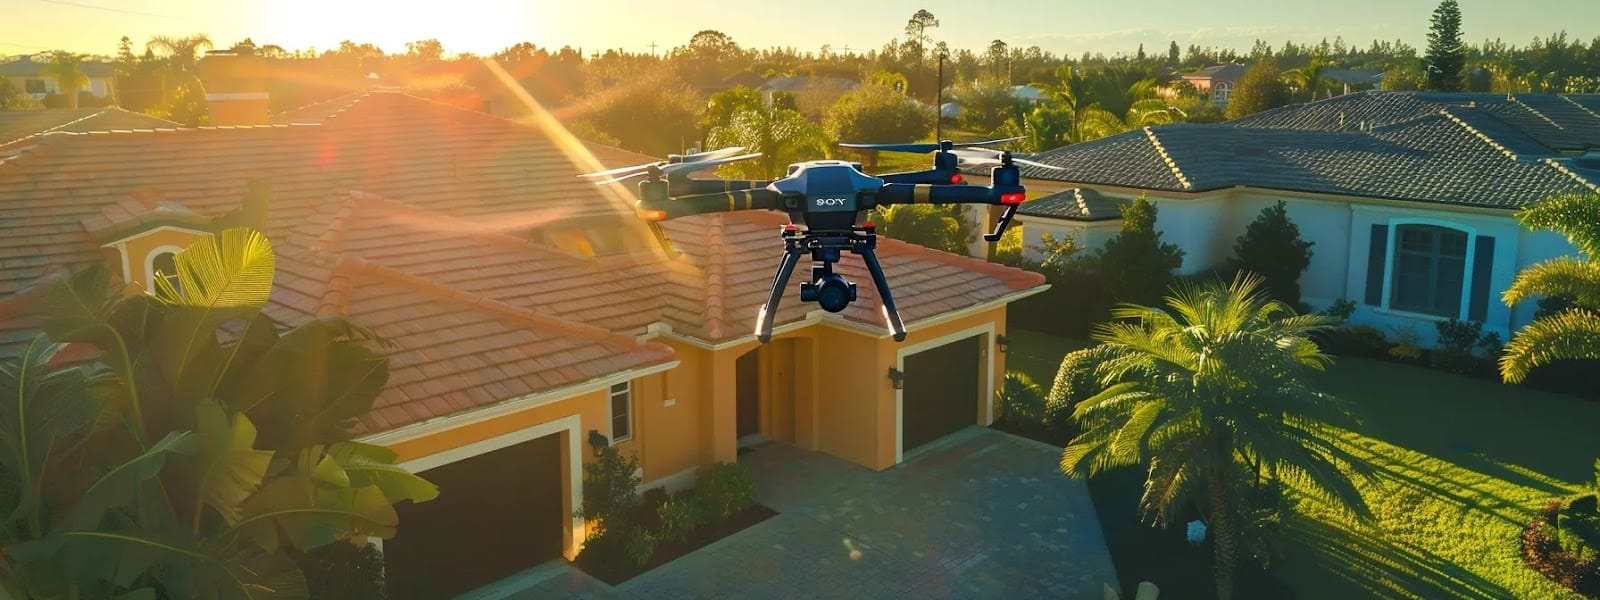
[581, 138, 1061, 343]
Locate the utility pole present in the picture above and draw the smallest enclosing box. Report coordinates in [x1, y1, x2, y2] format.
[647, 42, 658, 57]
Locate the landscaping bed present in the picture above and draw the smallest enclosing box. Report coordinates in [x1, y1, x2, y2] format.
[573, 499, 777, 585]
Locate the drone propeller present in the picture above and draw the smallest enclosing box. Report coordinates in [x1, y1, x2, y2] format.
[837, 136, 1025, 154]
[580, 146, 751, 182]
[950, 148, 1064, 171]
[586, 152, 764, 185]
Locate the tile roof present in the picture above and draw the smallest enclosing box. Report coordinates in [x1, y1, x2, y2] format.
[1016, 93, 1599, 210]
[1181, 64, 1246, 82]
[1017, 188, 1122, 222]
[1229, 91, 1600, 153]
[0, 107, 178, 146]
[0, 88, 1047, 431]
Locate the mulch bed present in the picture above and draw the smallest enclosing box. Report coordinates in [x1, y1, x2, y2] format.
[571, 504, 778, 585]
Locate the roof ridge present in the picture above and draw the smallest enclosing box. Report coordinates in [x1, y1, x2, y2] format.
[320, 257, 356, 317]
[310, 195, 360, 256]
[272, 90, 369, 122]
[1509, 96, 1565, 131]
[1440, 108, 1521, 161]
[1560, 95, 1600, 123]
[1143, 127, 1192, 191]
[343, 256, 660, 350]
[876, 236, 1046, 290]
[702, 215, 728, 339]
[338, 191, 586, 262]
[1542, 158, 1600, 195]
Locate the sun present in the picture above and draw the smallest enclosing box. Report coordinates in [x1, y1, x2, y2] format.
[255, 0, 541, 56]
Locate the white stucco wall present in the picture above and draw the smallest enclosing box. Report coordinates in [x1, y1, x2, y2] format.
[1019, 183, 1581, 347]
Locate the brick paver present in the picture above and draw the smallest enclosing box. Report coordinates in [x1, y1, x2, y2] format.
[502, 427, 1117, 599]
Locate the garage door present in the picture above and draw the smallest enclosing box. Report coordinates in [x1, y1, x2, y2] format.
[385, 432, 565, 599]
[902, 335, 982, 453]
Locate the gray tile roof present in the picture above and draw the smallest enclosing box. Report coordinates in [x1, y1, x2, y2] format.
[1015, 108, 1598, 210]
[1229, 91, 1600, 153]
[1017, 188, 1122, 221]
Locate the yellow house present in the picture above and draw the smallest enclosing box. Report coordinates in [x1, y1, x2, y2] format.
[0, 53, 1049, 598]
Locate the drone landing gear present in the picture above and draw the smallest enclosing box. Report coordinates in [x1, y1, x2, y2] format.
[755, 226, 908, 343]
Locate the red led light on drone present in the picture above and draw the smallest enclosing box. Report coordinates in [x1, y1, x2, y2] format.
[950, 173, 964, 184]
[999, 193, 1025, 205]
[640, 209, 668, 221]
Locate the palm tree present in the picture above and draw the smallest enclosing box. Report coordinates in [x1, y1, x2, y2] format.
[707, 103, 830, 179]
[145, 34, 213, 73]
[1281, 56, 1330, 101]
[1032, 66, 1179, 145]
[1061, 273, 1369, 600]
[42, 51, 89, 109]
[1500, 193, 1600, 383]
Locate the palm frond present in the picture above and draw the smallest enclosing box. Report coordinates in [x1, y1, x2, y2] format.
[1500, 308, 1600, 383]
[1515, 193, 1600, 258]
[1501, 255, 1600, 308]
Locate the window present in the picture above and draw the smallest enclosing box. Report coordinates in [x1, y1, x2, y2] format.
[1214, 81, 1232, 105]
[24, 79, 46, 94]
[1390, 224, 1467, 318]
[150, 250, 182, 295]
[609, 382, 632, 442]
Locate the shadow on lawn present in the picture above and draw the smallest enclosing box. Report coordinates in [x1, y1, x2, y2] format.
[1285, 517, 1514, 599]
[1338, 435, 1538, 528]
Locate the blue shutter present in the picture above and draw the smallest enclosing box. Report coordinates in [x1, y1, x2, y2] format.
[1365, 224, 1388, 306]
[1468, 235, 1495, 322]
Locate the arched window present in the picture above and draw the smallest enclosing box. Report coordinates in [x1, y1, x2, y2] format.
[1390, 224, 1468, 317]
[150, 250, 182, 295]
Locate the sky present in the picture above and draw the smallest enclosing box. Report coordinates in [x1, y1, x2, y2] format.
[3, 0, 1598, 60]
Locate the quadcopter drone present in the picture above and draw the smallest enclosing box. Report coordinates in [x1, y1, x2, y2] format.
[582, 138, 1060, 343]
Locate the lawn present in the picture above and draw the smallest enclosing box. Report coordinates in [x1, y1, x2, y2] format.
[1004, 328, 1600, 600]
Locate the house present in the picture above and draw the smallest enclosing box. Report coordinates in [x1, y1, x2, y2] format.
[0, 53, 1045, 598]
[760, 75, 859, 115]
[0, 107, 176, 146]
[0, 54, 118, 101]
[1320, 68, 1386, 95]
[999, 91, 1600, 345]
[1179, 63, 1247, 106]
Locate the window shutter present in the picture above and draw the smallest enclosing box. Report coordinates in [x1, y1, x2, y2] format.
[1364, 224, 1388, 305]
[1468, 235, 1496, 322]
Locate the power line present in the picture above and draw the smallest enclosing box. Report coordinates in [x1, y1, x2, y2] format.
[35, 0, 179, 19]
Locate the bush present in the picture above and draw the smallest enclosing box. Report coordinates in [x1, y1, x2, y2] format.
[657, 497, 696, 543]
[1388, 328, 1424, 362]
[1227, 201, 1314, 308]
[1523, 500, 1600, 596]
[824, 83, 933, 146]
[296, 541, 388, 600]
[1320, 324, 1388, 358]
[1430, 319, 1493, 374]
[624, 529, 659, 566]
[693, 462, 757, 522]
[1093, 196, 1184, 308]
[1321, 299, 1357, 321]
[580, 446, 642, 535]
[1046, 345, 1119, 433]
[996, 372, 1047, 426]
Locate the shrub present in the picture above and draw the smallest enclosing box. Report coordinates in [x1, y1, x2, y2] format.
[1227, 201, 1314, 308]
[1321, 299, 1357, 322]
[694, 462, 757, 522]
[657, 497, 696, 543]
[824, 83, 933, 146]
[1046, 345, 1119, 432]
[1431, 319, 1491, 374]
[996, 371, 1047, 426]
[1321, 324, 1389, 358]
[1523, 500, 1600, 595]
[580, 446, 642, 535]
[1092, 195, 1184, 308]
[296, 541, 388, 600]
[625, 529, 658, 566]
[1388, 328, 1424, 361]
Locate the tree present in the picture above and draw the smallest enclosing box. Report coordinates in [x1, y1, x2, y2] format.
[873, 203, 975, 255]
[569, 72, 700, 156]
[1093, 195, 1184, 307]
[2, 228, 436, 599]
[1424, 0, 1465, 91]
[42, 51, 90, 109]
[950, 80, 1021, 133]
[986, 39, 1009, 81]
[145, 34, 213, 72]
[903, 9, 939, 64]
[1062, 273, 1369, 600]
[1225, 59, 1290, 119]
[1168, 41, 1182, 66]
[824, 83, 933, 145]
[1499, 193, 1600, 383]
[1280, 55, 1330, 101]
[1228, 201, 1314, 308]
[707, 104, 831, 179]
[404, 39, 445, 62]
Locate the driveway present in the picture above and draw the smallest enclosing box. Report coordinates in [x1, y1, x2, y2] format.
[493, 427, 1118, 599]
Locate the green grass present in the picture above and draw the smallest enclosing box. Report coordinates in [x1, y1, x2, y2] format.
[1005, 328, 1600, 600]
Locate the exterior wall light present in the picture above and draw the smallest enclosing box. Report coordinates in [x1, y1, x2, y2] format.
[887, 367, 905, 390]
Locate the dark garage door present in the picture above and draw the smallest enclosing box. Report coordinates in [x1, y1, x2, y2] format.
[902, 335, 981, 453]
[386, 432, 565, 599]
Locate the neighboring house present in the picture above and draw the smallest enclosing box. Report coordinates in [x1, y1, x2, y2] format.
[993, 91, 1600, 345]
[0, 54, 1045, 597]
[0, 55, 118, 101]
[1179, 63, 1247, 106]
[0, 107, 177, 146]
[1320, 68, 1386, 95]
[760, 75, 860, 115]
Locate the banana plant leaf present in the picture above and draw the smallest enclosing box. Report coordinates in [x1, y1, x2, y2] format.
[0, 335, 102, 531]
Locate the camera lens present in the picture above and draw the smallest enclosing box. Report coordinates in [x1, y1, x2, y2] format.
[815, 274, 855, 313]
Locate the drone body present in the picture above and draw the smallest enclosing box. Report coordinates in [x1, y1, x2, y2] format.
[582, 139, 1060, 343]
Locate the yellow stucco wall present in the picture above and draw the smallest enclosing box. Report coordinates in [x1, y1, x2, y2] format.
[105, 227, 208, 292]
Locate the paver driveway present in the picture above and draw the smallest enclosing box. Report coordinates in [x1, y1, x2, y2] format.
[501, 427, 1118, 599]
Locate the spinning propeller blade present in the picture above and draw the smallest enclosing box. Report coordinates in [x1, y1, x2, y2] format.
[659, 152, 762, 177]
[580, 150, 762, 183]
[838, 136, 1026, 154]
[950, 148, 1064, 170]
[668, 146, 747, 163]
[579, 161, 662, 179]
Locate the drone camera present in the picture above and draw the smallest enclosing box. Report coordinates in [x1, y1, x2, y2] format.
[801, 274, 857, 313]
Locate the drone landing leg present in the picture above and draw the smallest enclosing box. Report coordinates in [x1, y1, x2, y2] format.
[858, 247, 908, 342]
[756, 243, 806, 343]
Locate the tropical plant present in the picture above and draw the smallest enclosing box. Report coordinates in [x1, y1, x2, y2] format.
[146, 34, 214, 73]
[707, 104, 831, 179]
[871, 203, 975, 255]
[1500, 193, 1600, 383]
[1060, 274, 1370, 600]
[42, 51, 90, 109]
[0, 228, 437, 599]
[1280, 55, 1332, 101]
[995, 372, 1047, 426]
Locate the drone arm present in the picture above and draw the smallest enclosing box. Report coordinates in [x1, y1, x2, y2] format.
[876, 183, 1027, 242]
[669, 178, 772, 196]
[639, 189, 782, 220]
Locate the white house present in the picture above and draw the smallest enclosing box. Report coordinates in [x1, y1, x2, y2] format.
[1004, 91, 1600, 345]
[0, 55, 118, 101]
